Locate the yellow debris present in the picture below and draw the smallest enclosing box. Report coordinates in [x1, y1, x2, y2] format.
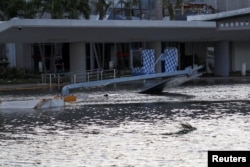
[64, 95, 77, 102]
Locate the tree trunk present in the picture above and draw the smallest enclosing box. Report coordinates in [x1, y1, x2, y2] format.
[155, 0, 163, 20]
[139, 0, 142, 20]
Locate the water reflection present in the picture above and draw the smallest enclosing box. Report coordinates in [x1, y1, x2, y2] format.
[1, 101, 250, 136]
[1, 85, 250, 166]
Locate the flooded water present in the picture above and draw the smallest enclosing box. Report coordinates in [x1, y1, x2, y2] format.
[1, 78, 250, 167]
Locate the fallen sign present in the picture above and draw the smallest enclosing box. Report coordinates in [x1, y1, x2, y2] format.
[0, 97, 65, 109]
[61, 65, 203, 96]
[139, 73, 201, 94]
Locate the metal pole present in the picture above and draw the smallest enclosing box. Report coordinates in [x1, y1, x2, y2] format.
[102, 43, 105, 69]
[57, 74, 60, 90]
[97, 70, 99, 80]
[49, 74, 52, 90]
[74, 74, 76, 84]
[41, 74, 44, 84]
[192, 42, 195, 68]
[90, 43, 94, 70]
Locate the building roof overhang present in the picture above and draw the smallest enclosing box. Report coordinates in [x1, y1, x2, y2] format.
[187, 7, 250, 21]
[0, 18, 250, 43]
[0, 18, 217, 43]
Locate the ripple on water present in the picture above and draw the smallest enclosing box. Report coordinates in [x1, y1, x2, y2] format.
[1, 83, 250, 166]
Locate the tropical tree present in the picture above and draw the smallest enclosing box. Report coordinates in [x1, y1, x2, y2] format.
[0, 0, 43, 20]
[176, 0, 183, 7]
[154, 0, 163, 20]
[117, 0, 140, 19]
[40, 0, 65, 19]
[163, 0, 173, 20]
[138, 0, 142, 20]
[39, 0, 90, 19]
[91, 0, 112, 20]
[72, 0, 90, 19]
[0, 0, 91, 73]
[22, 0, 43, 18]
[0, 0, 26, 20]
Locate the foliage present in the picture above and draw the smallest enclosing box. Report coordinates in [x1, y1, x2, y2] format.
[163, 0, 174, 20]
[37, 0, 91, 19]
[0, 57, 8, 64]
[117, 0, 141, 19]
[176, 0, 183, 7]
[23, 0, 43, 18]
[91, 0, 112, 20]
[0, 0, 25, 20]
[0, 0, 91, 20]
[0, 67, 39, 81]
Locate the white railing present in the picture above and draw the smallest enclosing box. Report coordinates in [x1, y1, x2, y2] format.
[86, 69, 117, 81]
[41, 69, 117, 90]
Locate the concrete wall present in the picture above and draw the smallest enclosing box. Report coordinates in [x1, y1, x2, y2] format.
[232, 42, 250, 72]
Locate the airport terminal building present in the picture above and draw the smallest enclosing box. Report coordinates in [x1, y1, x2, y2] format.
[1, 0, 250, 77]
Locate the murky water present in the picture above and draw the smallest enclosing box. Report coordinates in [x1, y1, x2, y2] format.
[1, 79, 250, 167]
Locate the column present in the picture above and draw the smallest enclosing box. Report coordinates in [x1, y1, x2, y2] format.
[70, 42, 86, 82]
[214, 41, 230, 76]
[148, 41, 162, 73]
[6, 43, 16, 67]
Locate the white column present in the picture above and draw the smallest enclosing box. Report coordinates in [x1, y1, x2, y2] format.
[70, 42, 86, 81]
[6, 43, 16, 67]
[148, 41, 162, 73]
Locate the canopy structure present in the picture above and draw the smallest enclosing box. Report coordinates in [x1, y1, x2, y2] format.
[1, 6, 250, 43]
[0, 18, 223, 43]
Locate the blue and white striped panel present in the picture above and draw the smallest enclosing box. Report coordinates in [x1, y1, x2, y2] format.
[142, 49, 155, 74]
[131, 67, 143, 75]
[164, 48, 178, 72]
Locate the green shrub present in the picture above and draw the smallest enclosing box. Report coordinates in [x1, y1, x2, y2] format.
[0, 67, 39, 80]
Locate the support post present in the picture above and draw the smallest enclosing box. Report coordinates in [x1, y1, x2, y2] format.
[148, 41, 162, 73]
[214, 41, 230, 76]
[70, 42, 87, 82]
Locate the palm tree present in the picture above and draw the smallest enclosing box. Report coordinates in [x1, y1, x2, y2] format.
[91, 0, 112, 20]
[41, 0, 65, 19]
[62, 0, 90, 19]
[75, 0, 90, 19]
[155, 0, 163, 20]
[138, 0, 142, 20]
[40, 0, 90, 19]
[0, 0, 26, 20]
[0, 0, 91, 73]
[118, 0, 139, 19]
[176, 0, 183, 7]
[23, 0, 43, 18]
[163, 0, 174, 20]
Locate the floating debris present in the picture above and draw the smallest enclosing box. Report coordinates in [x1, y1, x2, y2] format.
[162, 122, 197, 136]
